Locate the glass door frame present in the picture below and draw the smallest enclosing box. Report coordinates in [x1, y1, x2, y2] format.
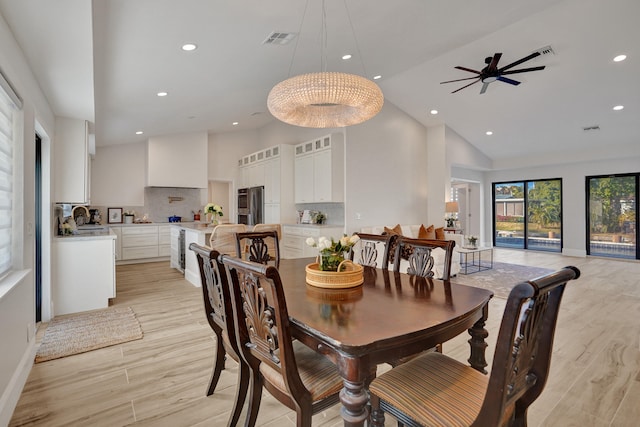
[492, 178, 563, 252]
[585, 173, 639, 259]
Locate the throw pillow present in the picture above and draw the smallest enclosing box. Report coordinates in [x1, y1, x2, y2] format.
[418, 224, 436, 239]
[435, 227, 445, 240]
[383, 224, 403, 236]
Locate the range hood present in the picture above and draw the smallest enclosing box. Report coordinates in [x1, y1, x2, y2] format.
[146, 132, 208, 188]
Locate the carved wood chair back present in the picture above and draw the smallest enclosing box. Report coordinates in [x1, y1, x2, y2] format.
[369, 266, 581, 427]
[252, 224, 281, 260]
[235, 230, 280, 266]
[349, 232, 397, 269]
[220, 255, 343, 426]
[188, 243, 248, 425]
[393, 236, 455, 280]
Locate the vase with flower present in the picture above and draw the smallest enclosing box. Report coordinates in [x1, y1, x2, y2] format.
[204, 203, 224, 226]
[306, 234, 360, 271]
[466, 235, 478, 248]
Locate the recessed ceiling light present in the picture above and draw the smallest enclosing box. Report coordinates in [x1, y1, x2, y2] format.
[232, 122, 239, 126]
[342, 54, 352, 60]
[157, 91, 168, 97]
[613, 54, 627, 62]
[373, 75, 382, 80]
[486, 131, 493, 136]
[430, 109, 438, 115]
[613, 105, 624, 111]
[135, 131, 143, 135]
[182, 43, 197, 51]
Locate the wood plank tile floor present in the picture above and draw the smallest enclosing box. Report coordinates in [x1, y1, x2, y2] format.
[9, 249, 640, 426]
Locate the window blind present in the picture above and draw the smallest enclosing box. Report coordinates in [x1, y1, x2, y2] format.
[0, 85, 15, 277]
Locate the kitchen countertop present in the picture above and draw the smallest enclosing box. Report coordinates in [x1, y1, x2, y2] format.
[171, 222, 215, 235]
[283, 223, 345, 228]
[56, 228, 117, 240]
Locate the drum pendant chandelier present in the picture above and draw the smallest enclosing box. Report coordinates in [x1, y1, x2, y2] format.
[267, 0, 384, 128]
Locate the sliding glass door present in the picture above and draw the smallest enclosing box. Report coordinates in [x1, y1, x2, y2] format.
[587, 174, 637, 259]
[493, 179, 562, 252]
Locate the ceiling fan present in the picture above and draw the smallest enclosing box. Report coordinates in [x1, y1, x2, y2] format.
[441, 51, 546, 94]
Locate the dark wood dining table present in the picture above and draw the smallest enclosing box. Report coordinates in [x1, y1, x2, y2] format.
[276, 258, 494, 427]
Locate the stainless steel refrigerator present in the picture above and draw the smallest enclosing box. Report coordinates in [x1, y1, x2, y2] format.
[237, 186, 264, 226]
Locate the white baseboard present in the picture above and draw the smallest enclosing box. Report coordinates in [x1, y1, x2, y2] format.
[0, 339, 36, 427]
[562, 248, 587, 257]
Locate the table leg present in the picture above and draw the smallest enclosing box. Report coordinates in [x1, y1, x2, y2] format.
[339, 379, 369, 426]
[467, 305, 489, 374]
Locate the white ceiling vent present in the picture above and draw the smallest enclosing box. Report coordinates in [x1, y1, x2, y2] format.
[583, 125, 600, 131]
[263, 32, 296, 45]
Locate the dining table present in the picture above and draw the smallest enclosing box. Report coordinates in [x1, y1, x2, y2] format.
[276, 258, 494, 427]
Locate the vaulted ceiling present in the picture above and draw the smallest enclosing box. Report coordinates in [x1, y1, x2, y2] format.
[1, 0, 638, 162]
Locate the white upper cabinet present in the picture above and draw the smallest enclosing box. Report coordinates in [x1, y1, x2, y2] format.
[294, 133, 344, 203]
[238, 144, 295, 223]
[54, 117, 90, 204]
[147, 132, 208, 188]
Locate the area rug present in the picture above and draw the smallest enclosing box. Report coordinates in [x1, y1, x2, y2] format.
[35, 306, 143, 363]
[452, 262, 555, 299]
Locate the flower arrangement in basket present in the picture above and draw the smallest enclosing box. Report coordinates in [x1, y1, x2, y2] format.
[204, 203, 223, 225]
[306, 234, 360, 271]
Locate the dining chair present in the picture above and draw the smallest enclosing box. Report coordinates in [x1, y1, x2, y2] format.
[349, 232, 397, 269]
[220, 254, 344, 427]
[209, 223, 246, 254]
[235, 230, 280, 266]
[252, 223, 281, 261]
[189, 243, 249, 426]
[389, 237, 455, 358]
[369, 266, 581, 427]
[393, 236, 456, 280]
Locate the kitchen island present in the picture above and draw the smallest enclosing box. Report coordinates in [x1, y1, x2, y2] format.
[170, 222, 214, 287]
[53, 228, 117, 315]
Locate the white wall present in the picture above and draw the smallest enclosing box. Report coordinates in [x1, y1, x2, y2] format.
[486, 154, 640, 257]
[345, 102, 428, 233]
[0, 9, 56, 425]
[91, 142, 146, 205]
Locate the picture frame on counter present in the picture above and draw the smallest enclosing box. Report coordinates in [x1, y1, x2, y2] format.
[108, 207, 123, 224]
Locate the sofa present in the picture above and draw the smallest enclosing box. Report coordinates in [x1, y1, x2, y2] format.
[358, 224, 464, 278]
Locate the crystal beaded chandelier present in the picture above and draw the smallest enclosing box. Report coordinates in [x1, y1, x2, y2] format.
[267, 0, 383, 128]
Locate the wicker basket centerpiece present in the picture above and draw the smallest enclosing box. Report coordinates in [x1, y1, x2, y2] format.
[305, 259, 364, 289]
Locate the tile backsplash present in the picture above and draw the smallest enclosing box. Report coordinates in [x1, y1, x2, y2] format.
[91, 187, 207, 223]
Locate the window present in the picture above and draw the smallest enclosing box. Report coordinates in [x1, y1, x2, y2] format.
[587, 174, 638, 259]
[0, 72, 22, 278]
[493, 179, 562, 252]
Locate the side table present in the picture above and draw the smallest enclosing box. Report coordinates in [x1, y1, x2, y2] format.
[458, 246, 493, 275]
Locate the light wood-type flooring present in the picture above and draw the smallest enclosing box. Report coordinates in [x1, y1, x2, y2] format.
[9, 249, 640, 426]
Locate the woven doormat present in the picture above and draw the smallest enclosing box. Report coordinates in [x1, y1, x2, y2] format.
[35, 306, 143, 363]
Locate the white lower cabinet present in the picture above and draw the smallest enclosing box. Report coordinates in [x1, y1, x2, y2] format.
[158, 225, 171, 257]
[121, 225, 159, 260]
[281, 225, 344, 259]
[53, 236, 116, 315]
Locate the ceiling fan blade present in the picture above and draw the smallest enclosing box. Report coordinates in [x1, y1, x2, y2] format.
[479, 82, 490, 94]
[451, 78, 480, 93]
[497, 76, 521, 86]
[500, 66, 546, 75]
[498, 51, 541, 72]
[487, 53, 502, 72]
[440, 76, 482, 84]
[454, 66, 481, 74]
